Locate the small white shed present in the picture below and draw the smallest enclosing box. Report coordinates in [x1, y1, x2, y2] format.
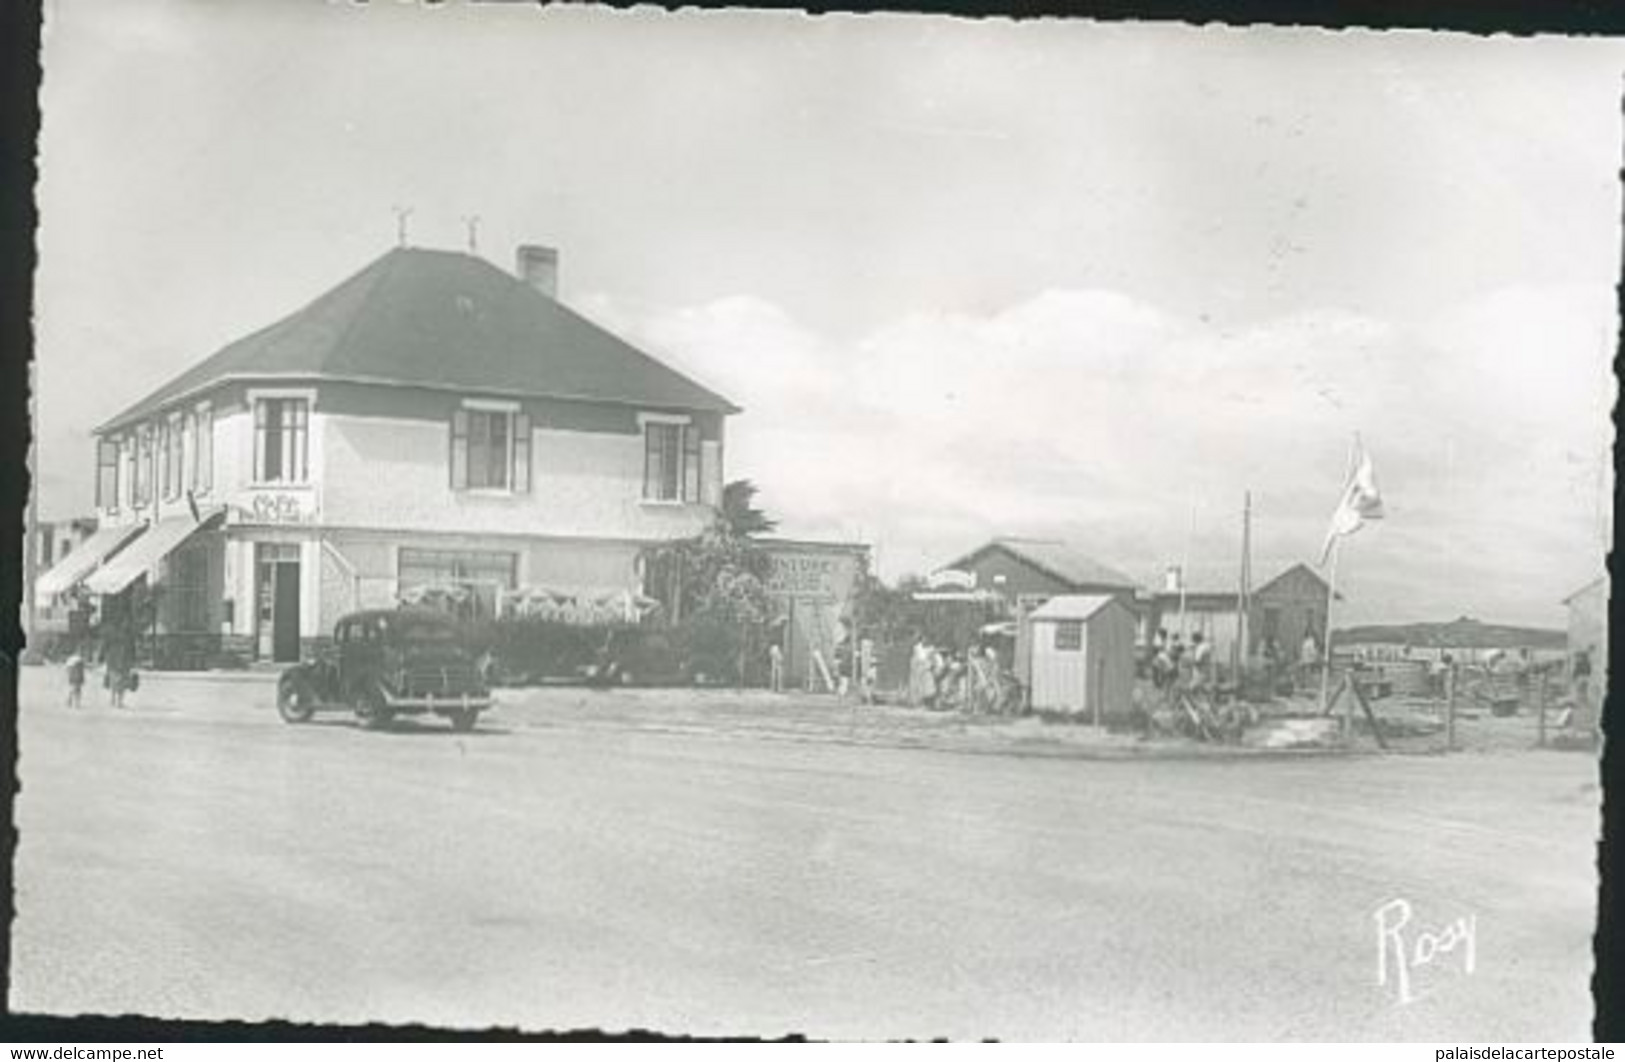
[1027, 594, 1137, 723]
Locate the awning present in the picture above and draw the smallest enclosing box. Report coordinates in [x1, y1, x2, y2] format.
[34, 523, 147, 600]
[83, 509, 224, 596]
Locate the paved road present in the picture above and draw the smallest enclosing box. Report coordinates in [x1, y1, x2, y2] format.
[11, 672, 1599, 1040]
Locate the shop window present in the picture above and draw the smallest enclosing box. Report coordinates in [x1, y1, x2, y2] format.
[398, 548, 517, 620]
[168, 543, 211, 632]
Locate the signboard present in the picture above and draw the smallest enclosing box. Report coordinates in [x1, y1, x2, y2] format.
[232, 488, 319, 526]
[766, 553, 840, 602]
[926, 568, 977, 591]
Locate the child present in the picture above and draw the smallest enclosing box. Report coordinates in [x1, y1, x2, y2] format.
[64, 649, 86, 709]
[768, 641, 785, 694]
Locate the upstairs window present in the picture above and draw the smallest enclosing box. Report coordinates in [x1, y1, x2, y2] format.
[194, 403, 213, 493]
[119, 437, 134, 508]
[133, 426, 153, 506]
[643, 420, 702, 503]
[254, 397, 309, 484]
[450, 403, 530, 493]
[181, 412, 196, 495]
[162, 414, 184, 500]
[96, 439, 120, 511]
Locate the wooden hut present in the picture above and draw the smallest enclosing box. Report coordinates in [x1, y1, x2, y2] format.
[1026, 595, 1136, 723]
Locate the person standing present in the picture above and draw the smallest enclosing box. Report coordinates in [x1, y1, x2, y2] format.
[1572, 647, 1595, 732]
[1299, 629, 1321, 691]
[1190, 632, 1214, 693]
[102, 608, 135, 709]
[64, 647, 86, 709]
[768, 640, 785, 694]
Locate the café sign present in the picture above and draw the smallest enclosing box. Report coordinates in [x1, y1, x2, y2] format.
[232, 487, 319, 526]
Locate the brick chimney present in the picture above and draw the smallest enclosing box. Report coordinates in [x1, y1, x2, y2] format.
[516, 245, 559, 299]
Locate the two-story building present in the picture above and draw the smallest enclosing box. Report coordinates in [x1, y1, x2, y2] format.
[52, 243, 737, 664]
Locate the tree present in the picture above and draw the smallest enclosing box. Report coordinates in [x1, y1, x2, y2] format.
[717, 479, 777, 538]
[642, 479, 779, 683]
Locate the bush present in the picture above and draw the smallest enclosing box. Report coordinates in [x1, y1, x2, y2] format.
[471, 616, 628, 685]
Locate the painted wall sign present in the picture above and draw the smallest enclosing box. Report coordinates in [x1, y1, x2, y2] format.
[234, 489, 318, 525]
[926, 568, 977, 591]
[766, 554, 840, 601]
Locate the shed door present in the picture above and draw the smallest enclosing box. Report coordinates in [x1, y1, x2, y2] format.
[1034, 620, 1090, 714]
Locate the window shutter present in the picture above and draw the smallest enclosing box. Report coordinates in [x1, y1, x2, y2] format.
[197, 406, 212, 492]
[702, 441, 722, 506]
[513, 411, 532, 493]
[450, 408, 469, 490]
[157, 421, 168, 499]
[643, 425, 657, 500]
[252, 400, 266, 483]
[682, 425, 701, 503]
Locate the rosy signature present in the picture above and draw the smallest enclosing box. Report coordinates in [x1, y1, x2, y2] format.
[1375, 897, 1477, 1004]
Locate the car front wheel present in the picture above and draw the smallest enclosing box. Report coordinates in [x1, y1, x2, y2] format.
[277, 673, 317, 724]
[353, 686, 394, 731]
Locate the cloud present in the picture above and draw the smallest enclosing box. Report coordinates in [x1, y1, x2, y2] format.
[620, 282, 1613, 627]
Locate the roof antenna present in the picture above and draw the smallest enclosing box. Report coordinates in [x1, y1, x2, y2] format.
[461, 214, 481, 255]
[392, 205, 414, 248]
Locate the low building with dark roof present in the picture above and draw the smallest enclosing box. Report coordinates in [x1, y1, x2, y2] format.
[1141, 561, 1333, 666]
[59, 243, 737, 664]
[938, 537, 1141, 605]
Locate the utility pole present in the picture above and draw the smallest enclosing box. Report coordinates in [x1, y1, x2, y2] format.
[392, 205, 414, 248]
[1178, 490, 1196, 639]
[1234, 490, 1251, 678]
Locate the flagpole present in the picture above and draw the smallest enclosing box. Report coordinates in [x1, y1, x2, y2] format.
[1319, 434, 1359, 723]
[1319, 533, 1340, 718]
[1178, 490, 1195, 638]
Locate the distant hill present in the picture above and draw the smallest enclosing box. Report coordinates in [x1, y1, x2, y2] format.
[1335, 617, 1565, 650]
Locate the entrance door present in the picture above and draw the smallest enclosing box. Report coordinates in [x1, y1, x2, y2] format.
[256, 543, 302, 663]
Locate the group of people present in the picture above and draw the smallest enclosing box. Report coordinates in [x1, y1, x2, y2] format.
[907, 640, 1013, 713]
[60, 609, 140, 710]
[1145, 629, 1216, 698]
[1144, 628, 1324, 702]
[765, 622, 878, 701]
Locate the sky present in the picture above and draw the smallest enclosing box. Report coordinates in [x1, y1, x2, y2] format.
[33, 0, 1622, 627]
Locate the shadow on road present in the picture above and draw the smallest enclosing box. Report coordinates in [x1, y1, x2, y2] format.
[298, 717, 514, 738]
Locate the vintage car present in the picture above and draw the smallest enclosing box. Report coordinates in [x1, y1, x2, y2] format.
[276, 608, 492, 731]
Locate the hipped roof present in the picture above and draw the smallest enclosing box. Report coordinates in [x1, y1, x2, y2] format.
[951, 537, 1139, 591]
[99, 247, 738, 433]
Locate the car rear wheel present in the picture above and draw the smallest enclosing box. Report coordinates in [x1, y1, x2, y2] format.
[353, 687, 394, 731]
[277, 673, 317, 724]
[448, 707, 479, 732]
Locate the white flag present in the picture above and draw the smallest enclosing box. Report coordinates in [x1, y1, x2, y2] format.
[1321, 437, 1384, 565]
